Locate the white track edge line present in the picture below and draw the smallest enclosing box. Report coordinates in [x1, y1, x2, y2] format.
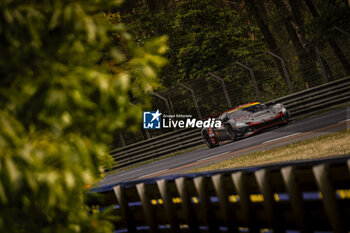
[197, 152, 229, 162]
[338, 118, 350, 123]
[262, 132, 302, 144]
[139, 169, 169, 178]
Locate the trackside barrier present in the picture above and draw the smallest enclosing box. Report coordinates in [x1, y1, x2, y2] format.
[109, 127, 202, 170]
[88, 155, 350, 232]
[110, 76, 350, 170]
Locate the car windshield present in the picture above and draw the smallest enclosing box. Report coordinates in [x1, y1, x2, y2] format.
[223, 104, 266, 120]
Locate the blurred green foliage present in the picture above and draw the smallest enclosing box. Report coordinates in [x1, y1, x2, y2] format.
[0, 0, 167, 232]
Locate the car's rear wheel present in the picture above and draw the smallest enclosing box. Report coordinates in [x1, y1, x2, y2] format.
[203, 133, 216, 149]
[226, 125, 236, 142]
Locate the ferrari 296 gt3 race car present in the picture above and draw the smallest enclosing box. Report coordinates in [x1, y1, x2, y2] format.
[201, 102, 290, 148]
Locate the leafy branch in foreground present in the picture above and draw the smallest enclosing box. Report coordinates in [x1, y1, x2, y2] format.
[0, 0, 167, 232]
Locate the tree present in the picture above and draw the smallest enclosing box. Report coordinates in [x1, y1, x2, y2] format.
[284, 0, 334, 81]
[146, 0, 268, 113]
[243, 0, 293, 88]
[304, 0, 350, 76]
[0, 0, 167, 232]
[272, 0, 323, 87]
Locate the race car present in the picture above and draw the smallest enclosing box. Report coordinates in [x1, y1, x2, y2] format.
[201, 102, 290, 148]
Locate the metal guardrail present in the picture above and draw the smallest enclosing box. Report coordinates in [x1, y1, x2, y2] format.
[89, 155, 350, 232]
[110, 76, 350, 170]
[109, 127, 202, 170]
[265, 76, 350, 116]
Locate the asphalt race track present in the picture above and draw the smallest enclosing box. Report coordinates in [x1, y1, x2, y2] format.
[97, 106, 350, 187]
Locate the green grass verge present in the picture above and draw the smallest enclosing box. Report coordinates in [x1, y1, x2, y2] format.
[189, 129, 350, 173]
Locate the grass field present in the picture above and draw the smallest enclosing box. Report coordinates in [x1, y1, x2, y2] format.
[189, 129, 350, 173]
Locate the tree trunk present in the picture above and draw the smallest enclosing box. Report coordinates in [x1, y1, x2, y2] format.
[146, 0, 158, 12]
[321, 55, 335, 81]
[141, 127, 151, 140]
[304, 0, 350, 75]
[244, 0, 293, 89]
[327, 37, 350, 75]
[274, 0, 322, 87]
[286, 0, 334, 81]
[304, 0, 320, 17]
[160, 0, 173, 12]
[286, 18, 323, 86]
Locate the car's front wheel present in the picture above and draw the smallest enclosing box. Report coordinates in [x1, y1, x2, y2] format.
[279, 111, 290, 126]
[226, 125, 236, 142]
[202, 132, 216, 149]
